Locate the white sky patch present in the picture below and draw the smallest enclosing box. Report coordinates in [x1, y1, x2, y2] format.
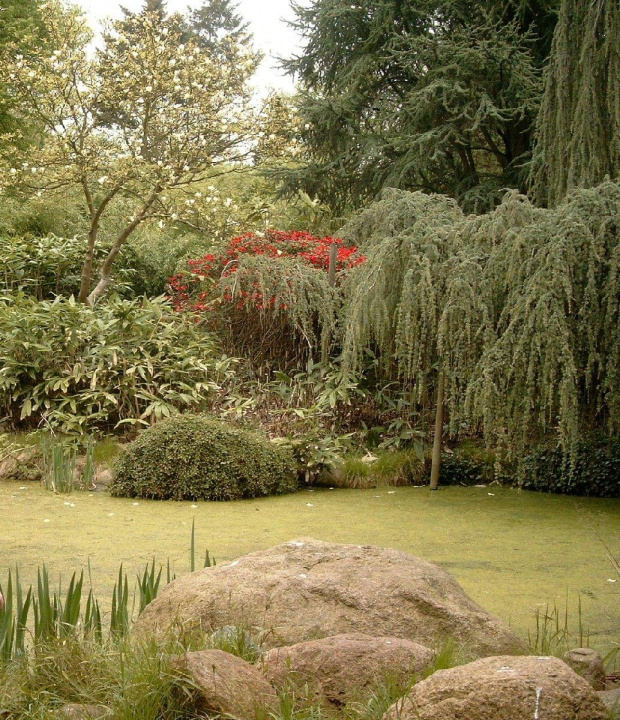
[75, 0, 304, 94]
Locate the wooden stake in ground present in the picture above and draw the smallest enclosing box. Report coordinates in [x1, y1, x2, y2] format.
[321, 243, 339, 361]
[430, 370, 445, 490]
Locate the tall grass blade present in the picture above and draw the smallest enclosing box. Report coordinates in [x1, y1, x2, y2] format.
[59, 571, 83, 635]
[0, 570, 15, 662]
[190, 519, 196, 573]
[14, 567, 32, 657]
[110, 564, 130, 638]
[137, 558, 162, 614]
[84, 589, 102, 643]
[34, 564, 58, 642]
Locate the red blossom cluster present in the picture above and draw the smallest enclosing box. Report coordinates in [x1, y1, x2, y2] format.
[168, 230, 365, 313]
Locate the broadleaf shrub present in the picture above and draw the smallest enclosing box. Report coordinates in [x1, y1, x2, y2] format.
[0, 295, 234, 432]
[0, 233, 138, 300]
[109, 414, 298, 500]
[518, 438, 620, 498]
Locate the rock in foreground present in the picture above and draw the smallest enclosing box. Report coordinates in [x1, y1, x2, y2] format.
[135, 538, 525, 656]
[262, 633, 435, 706]
[563, 647, 606, 689]
[385, 655, 608, 720]
[178, 649, 278, 720]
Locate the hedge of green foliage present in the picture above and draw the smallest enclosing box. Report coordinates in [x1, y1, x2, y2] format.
[519, 438, 620, 498]
[438, 442, 511, 487]
[0, 295, 234, 433]
[439, 452, 486, 487]
[0, 234, 138, 300]
[110, 414, 298, 501]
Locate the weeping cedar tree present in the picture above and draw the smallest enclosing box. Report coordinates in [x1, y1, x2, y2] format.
[530, 0, 620, 207]
[279, 0, 557, 214]
[340, 182, 620, 485]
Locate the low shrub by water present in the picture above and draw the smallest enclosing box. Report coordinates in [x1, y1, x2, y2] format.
[110, 414, 298, 501]
[519, 437, 620, 498]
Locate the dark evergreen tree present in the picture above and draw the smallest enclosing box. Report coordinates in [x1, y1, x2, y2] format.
[119, 0, 167, 24]
[187, 0, 249, 48]
[530, 0, 620, 207]
[279, 0, 558, 213]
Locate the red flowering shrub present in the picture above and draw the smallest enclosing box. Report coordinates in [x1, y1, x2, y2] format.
[168, 230, 364, 313]
[167, 230, 364, 365]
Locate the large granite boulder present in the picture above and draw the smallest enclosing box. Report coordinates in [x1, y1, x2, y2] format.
[135, 538, 525, 656]
[384, 655, 608, 720]
[261, 633, 435, 706]
[177, 649, 278, 719]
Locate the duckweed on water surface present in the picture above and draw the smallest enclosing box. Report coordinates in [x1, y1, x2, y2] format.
[1, 482, 618, 655]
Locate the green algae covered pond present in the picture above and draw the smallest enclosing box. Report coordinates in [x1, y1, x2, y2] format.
[2, 482, 618, 656]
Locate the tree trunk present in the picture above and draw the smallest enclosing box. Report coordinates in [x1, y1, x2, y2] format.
[77, 179, 120, 304]
[78, 230, 97, 303]
[429, 369, 445, 490]
[86, 190, 160, 305]
[321, 243, 339, 362]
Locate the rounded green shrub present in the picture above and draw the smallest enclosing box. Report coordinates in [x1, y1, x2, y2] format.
[109, 415, 298, 501]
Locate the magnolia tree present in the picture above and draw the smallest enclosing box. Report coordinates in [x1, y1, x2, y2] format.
[0, 1, 258, 304]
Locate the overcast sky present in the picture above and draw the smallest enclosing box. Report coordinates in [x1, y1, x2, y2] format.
[76, 0, 304, 93]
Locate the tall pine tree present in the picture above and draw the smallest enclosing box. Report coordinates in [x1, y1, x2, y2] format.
[280, 0, 558, 213]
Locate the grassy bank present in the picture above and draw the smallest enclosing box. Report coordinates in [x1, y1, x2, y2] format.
[1, 482, 618, 655]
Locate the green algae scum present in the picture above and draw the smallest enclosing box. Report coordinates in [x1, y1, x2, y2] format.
[1, 482, 618, 656]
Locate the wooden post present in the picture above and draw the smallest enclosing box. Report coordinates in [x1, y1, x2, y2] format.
[328, 243, 338, 287]
[429, 369, 445, 490]
[321, 243, 339, 362]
